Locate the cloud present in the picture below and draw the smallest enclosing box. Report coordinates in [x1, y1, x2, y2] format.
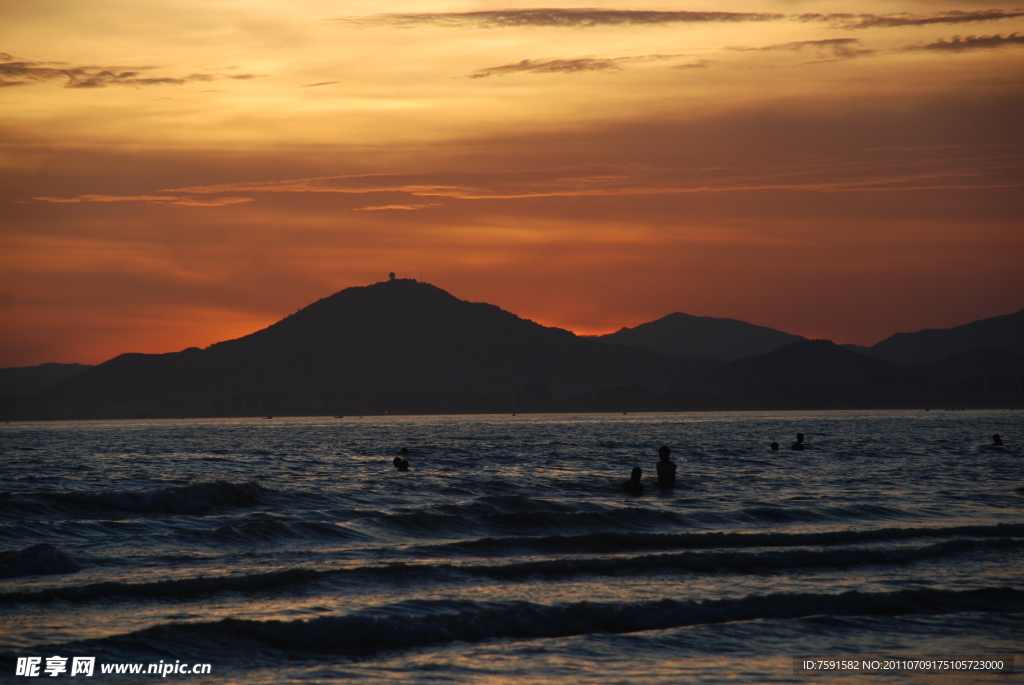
[350, 9, 783, 28]
[471, 57, 622, 78]
[733, 38, 875, 60]
[34, 194, 252, 206]
[800, 10, 1024, 29]
[300, 81, 340, 87]
[471, 54, 678, 78]
[152, 155, 1022, 203]
[673, 60, 713, 69]
[0, 54, 257, 88]
[351, 204, 439, 211]
[905, 32, 1024, 52]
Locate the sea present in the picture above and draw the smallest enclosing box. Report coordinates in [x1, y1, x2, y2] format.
[0, 411, 1021, 684]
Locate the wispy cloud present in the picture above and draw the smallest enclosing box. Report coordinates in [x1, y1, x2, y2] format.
[472, 57, 621, 78]
[0, 53, 259, 89]
[673, 60, 713, 69]
[732, 38, 875, 60]
[349, 9, 783, 28]
[471, 54, 678, 78]
[154, 157, 1024, 202]
[800, 9, 1024, 29]
[34, 194, 252, 207]
[352, 204, 439, 211]
[300, 81, 340, 88]
[905, 32, 1024, 52]
[346, 8, 1024, 30]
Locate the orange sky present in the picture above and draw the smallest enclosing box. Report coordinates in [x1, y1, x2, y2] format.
[1, 0, 1022, 366]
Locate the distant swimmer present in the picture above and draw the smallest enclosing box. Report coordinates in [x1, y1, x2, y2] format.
[770, 442, 780, 452]
[393, 456, 409, 471]
[399, 447, 410, 455]
[621, 467, 643, 496]
[655, 446, 676, 488]
[791, 433, 805, 451]
[993, 434, 1003, 446]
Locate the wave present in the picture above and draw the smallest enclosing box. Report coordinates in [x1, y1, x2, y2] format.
[16, 587, 1024, 661]
[460, 537, 1022, 580]
[0, 543, 80, 579]
[740, 503, 910, 523]
[192, 518, 370, 544]
[4, 537, 1018, 605]
[423, 522, 1024, 556]
[0, 481, 266, 517]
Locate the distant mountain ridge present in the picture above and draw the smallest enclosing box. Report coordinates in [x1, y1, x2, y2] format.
[3, 284, 1021, 418]
[598, 312, 804, 361]
[601, 308, 1024, 368]
[866, 309, 1024, 366]
[23, 279, 716, 418]
[0, 363, 92, 396]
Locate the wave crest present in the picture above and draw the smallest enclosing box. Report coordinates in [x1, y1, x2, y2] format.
[0, 543, 80, 579]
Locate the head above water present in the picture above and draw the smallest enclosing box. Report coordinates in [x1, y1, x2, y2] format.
[993, 434, 1002, 445]
[658, 446, 671, 461]
[770, 442, 779, 451]
[630, 466, 642, 481]
[796, 433, 805, 443]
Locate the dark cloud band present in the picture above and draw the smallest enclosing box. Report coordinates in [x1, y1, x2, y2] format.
[800, 9, 1024, 29]
[732, 38, 875, 60]
[0, 55, 257, 89]
[352, 9, 783, 28]
[907, 32, 1024, 52]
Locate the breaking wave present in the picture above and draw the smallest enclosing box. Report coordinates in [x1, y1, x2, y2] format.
[0, 543, 80, 579]
[22, 587, 1024, 661]
[0, 481, 266, 517]
[4, 537, 1017, 605]
[422, 522, 1024, 556]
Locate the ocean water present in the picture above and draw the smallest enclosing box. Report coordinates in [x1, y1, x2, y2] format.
[0, 411, 1021, 684]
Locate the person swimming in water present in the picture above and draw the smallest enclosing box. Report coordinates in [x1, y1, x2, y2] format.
[770, 442, 780, 452]
[655, 446, 676, 488]
[621, 466, 643, 496]
[393, 456, 409, 471]
[993, 434, 1003, 446]
[791, 433, 805, 451]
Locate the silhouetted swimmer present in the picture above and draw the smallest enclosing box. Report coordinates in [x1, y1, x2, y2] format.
[399, 447, 409, 455]
[791, 433, 805, 451]
[655, 446, 676, 488]
[993, 434, 1003, 446]
[770, 442, 780, 452]
[621, 467, 643, 496]
[393, 457, 409, 471]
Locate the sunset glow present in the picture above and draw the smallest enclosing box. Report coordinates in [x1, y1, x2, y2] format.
[2, 0, 1022, 365]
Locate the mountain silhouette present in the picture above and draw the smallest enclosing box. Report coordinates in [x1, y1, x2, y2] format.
[598, 312, 803, 361]
[909, 347, 1024, 389]
[867, 309, 1024, 366]
[686, 339, 904, 392]
[28, 279, 717, 418]
[665, 339, 929, 408]
[0, 363, 92, 396]
[7, 287, 1022, 418]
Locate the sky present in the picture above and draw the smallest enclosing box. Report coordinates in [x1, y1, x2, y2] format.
[1, 0, 1022, 367]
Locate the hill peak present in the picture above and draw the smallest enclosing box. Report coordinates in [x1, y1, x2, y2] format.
[599, 311, 803, 361]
